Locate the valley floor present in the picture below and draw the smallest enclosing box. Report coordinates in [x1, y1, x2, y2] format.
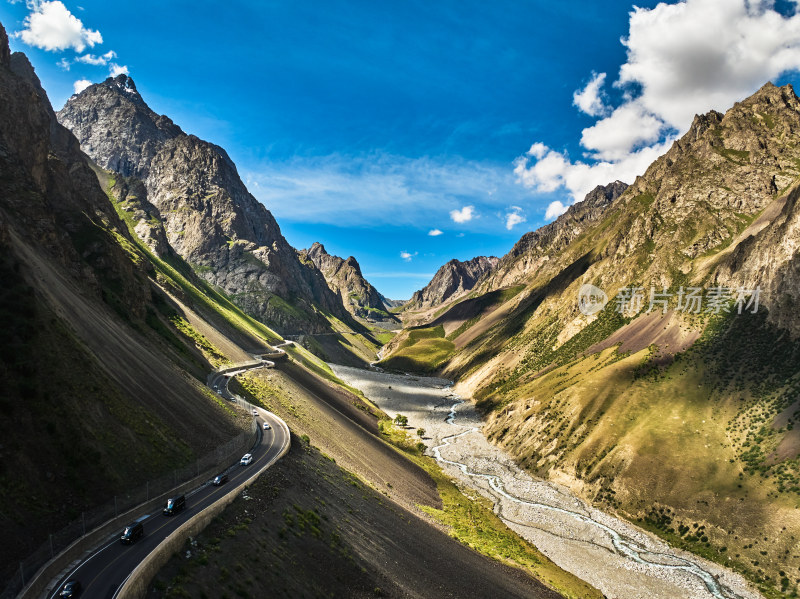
[330, 364, 764, 599]
[147, 358, 566, 598]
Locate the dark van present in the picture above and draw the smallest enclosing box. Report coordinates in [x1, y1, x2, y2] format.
[212, 473, 228, 486]
[120, 521, 144, 544]
[163, 495, 186, 516]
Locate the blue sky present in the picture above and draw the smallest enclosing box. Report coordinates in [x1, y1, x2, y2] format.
[3, 0, 800, 299]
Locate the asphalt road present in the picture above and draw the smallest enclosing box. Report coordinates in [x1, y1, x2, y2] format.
[47, 367, 290, 599]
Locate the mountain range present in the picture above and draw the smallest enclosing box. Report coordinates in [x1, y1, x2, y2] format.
[6, 10, 800, 597]
[379, 81, 800, 598]
[300, 241, 399, 324]
[0, 23, 605, 599]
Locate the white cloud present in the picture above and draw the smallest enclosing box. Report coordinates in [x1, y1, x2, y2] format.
[514, 140, 672, 203]
[72, 78, 91, 94]
[76, 49, 116, 65]
[57, 57, 70, 70]
[619, 0, 800, 130]
[17, 1, 102, 52]
[400, 251, 418, 262]
[579, 100, 666, 161]
[109, 63, 129, 77]
[450, 205, 474, 223]
[516, 0, 800, 204]
[544, 201, 568, 221]
[505, 207, 526, 230]
[526, 142, 548, 159]
[572, 72, 608, 117]
[428, 229, 443, 236]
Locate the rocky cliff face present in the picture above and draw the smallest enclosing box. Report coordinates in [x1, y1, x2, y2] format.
[409, 256, 499, 310]
[57, 75, 348, 333]
[300, 242, 397, 321]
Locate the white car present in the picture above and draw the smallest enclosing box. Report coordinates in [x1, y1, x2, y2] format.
[252, 410, 258, 416]
[263, 422, 271, 430]
[240, 453, 253, 466]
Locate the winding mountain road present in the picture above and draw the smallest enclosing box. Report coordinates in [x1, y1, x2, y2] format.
[45, 345, 292, 599]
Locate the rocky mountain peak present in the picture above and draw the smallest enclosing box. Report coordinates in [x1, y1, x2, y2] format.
[583, 180, 628, 210]
[744, 80, 795, 106]
[57, 75, 350, 333]
[685, 110, 723, 142]
[301, 243, 394, 321]
[409, 256, 499, 310]
[101, 73, 145, 104]
[307, 241, 328, 259]
[343, 255, 363, 276]
[58, 75, 183, 179]
[109, 73, 137, 91]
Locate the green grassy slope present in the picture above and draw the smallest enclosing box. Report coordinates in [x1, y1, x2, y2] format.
[377, 325, 455, 373]
[158, 363, 601, 599]
[477, 310, 800, 598]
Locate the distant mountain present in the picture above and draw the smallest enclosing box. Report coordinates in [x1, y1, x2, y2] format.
[57, 75, 348, 334]
[300, 242, 398, 322]
[407, 256, 499, 310]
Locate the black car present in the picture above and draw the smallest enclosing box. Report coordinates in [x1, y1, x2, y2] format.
[60, 580, 81, 598]
[163, 494, 186, 516]
[120, 521, 144, 544]
[212, 473, 228, 486]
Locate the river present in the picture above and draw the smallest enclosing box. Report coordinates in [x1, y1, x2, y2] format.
[329, 364, 763, 599]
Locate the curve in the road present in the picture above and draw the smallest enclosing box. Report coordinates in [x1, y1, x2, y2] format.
[208, 341, 292, 402]
[46, 342, 293, 599]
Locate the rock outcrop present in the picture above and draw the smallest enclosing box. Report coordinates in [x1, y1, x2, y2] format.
[57, 75, 348, 333]
[300, 242, 397, 321]
[408, 256, 499, 310]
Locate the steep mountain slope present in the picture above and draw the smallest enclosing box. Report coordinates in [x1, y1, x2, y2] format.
[57, 75, 348, 335]
[384, 83, 800, 598]
[0, 25, 261, 585]
[407, 255, 499, 310]
[300, 242, 398, 323]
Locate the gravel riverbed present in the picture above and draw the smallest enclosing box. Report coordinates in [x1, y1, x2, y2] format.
[329, 364, 763, 599]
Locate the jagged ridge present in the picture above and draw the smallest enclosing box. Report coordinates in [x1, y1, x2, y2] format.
[300, 242, 397, 322]
[408, 256, 499, 310]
